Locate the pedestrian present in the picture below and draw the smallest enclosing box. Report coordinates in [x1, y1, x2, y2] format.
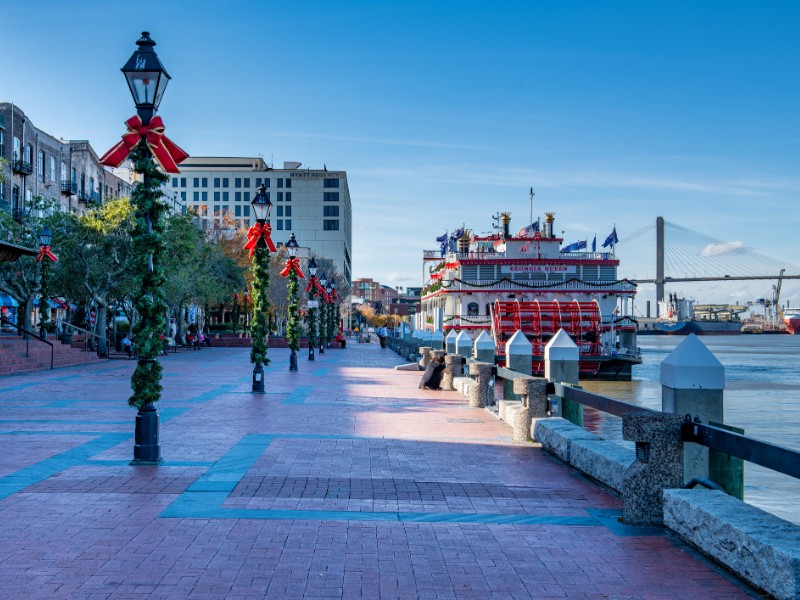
[169, 318, 177, 340]
[121, 335, 133, 358]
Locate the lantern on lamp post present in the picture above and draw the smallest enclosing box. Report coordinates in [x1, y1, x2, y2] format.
[246, 184, 274, 393]
[280, 233, 304, 371]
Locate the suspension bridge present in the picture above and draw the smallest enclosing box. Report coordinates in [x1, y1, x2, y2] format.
[616, 217, 800, 305]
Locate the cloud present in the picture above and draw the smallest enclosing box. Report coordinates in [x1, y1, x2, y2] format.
[701, 242, 746, 257]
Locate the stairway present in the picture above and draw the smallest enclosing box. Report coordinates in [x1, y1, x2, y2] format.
[0, 334, 104, 376]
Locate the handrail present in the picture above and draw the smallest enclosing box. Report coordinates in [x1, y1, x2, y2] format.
[61, 322, 113, 355]
[682, 418, 800, 480]
[1, 316, 54, 369]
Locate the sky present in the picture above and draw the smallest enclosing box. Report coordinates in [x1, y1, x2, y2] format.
[3, 1, 799, 313]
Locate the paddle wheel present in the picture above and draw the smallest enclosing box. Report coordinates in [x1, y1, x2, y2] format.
[491, 299, 603, 375]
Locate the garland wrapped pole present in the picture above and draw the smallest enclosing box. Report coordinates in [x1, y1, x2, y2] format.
[245, 184, 274, 392]
[305, 258, 320, 361]
[318, 272, 328, 354]
[99, 32, 189, 465]
[36, 226, 57, 338]
[280, 233, 305, 371]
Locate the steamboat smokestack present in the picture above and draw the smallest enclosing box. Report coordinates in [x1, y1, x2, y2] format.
[501, 212, 511, 239]
[544, 212, 555, 238]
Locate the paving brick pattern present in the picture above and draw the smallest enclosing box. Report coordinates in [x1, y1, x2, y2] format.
[0, 343, 758, 598]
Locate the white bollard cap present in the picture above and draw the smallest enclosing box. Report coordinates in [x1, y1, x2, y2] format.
[473, 330, 494, 350]
[544, 328, 579, 361]
[506, 329, 532, 354]
[661, 334, 724, 390]
[445, 330, 458, 343]
[455, 330, 473, 348]
[430, 329, 444, 344]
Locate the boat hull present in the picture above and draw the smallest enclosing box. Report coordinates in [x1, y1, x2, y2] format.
[654, 320, 742, 335]
[785, 316, 800, 335]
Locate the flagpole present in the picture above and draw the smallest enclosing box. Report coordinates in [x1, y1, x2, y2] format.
[529, 187, 534, 226]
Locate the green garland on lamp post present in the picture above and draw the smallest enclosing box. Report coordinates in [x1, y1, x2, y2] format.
[306, 258, 318, 361]
[324, 282, 335, 347]
[281, 233, 303, 371]
[318, 272, 328, 353]
[246, 184, 273, 392]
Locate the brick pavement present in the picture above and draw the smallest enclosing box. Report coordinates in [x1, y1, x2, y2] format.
[0, 343, 759, 599]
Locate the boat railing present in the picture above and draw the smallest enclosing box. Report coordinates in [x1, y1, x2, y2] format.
[444, 278, 638, 292]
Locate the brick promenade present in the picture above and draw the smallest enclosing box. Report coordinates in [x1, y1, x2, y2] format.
[0, 343, 757, 599]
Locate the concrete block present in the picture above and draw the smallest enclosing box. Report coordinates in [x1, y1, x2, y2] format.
[533, 418, 597, 463]
[453, 376, 473, 397]
[664, 489, 800, 600]
[468, 362, 493, 408]
[394, 363, 421, 371]
[498, 399, 521, 423]
[443, 355, 465, 391]
[569, 439, 635, 492]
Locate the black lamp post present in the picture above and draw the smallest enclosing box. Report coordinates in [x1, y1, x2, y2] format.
[318, 272, 328, 354]
[331, 279, 339, 342]
[285, 233, 301, 372]
[249, 184, 272, 393]
[306, 257, 318, 361]
[120, 32, 173, 465]
[37, 226, 53, 338]
[325, 281, 333, 348]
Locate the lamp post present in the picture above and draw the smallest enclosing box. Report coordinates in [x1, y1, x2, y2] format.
[101, 32, 187, 465]
[280, 233, 304, 371]
[37, 226, 55, 338]
[325, 281, 334, 348]
[318, 272, 328, 354]
[306, 258, 318, 361]
[331, 280, 339, 342]
[247, 184, 273, 392]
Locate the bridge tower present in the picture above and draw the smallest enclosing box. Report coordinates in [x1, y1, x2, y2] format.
[656, 216, 665, 313]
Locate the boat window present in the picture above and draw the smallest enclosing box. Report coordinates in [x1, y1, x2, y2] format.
[467, 303, 479, 316]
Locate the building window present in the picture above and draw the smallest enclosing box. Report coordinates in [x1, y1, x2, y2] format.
[214, 177, 220, 188]
[193, 177, 199, 187]
[285, 206, 292, 217]
[181, 192, 186, 202]
[200, 205, 208, 216]
[202, 177, 208, 187]
[323, 205, 339, 217]
[50, 156, 56, 182]
[276, 220, 283, 230]
[71, 167, 76, 183]
[285, 178, 292, 188]
[222, 192, 229, 202]
[244, 205, 250, 217]
[13, 137, 20, 160]
[202, 191, 208, 202]
[80, 173, 86, 194]
[172, 177, 178, 187]
[324, 178, 340, 188]
[264, 178, 270, 188]
[181, 177, 187, 187]
[277, 206, 283, 217]
[243, 178, 250, 188]
[277, 192, 283, 202]
[222, 178, 229, 187]
[235, 192, 241, 202]
[324, 220, 339, 231]
[213, 192, 220, 202]
[235, 205, 241, 217]
[38, 150, 45, 182]
[0, 130, 4, 157]
[324, 192, 339, 202]
[213, 204, 220, 216]
[285, 219, 291, 230]
[222, 206, 229, 215]
[193, 192, 199, 201]
[277, 178, 283, 188]
[235, 178, 241, 188]
[286, 192, 291, 202]
[255, 178, 262, 187]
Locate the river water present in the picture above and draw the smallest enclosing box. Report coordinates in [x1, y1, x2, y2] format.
[581, 334, 800, 525]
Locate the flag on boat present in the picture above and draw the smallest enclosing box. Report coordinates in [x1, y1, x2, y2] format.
[602, 227, 619, 248]
[591, 235, 597, 252]
[560, 240, 587, 253]
[435, 232, 448, 243]
[516, 219, 540, 237]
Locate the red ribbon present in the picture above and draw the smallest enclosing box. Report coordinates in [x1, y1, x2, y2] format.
[243, 222, 277, 257]
[279, 257, 305, 279]
[304, 278, 326, 296]
[99, 115, 189, 174]
[36, 246, 58, 263]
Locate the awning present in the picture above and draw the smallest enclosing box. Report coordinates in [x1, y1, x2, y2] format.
[0, 241, 37, 262]
[0, 294, 19, 307]
[32, 298, 62, 309]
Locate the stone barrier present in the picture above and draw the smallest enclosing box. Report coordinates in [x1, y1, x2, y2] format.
[468, 362, 493, 408]
[511, 376, 547, 442]
[442, 355, 465, 391]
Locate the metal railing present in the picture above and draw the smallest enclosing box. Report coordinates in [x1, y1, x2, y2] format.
[0, 316, 54, 369]
[61, 322, 114, 356]
[12, 160, 32, 175]
[61, 181, 77, 194]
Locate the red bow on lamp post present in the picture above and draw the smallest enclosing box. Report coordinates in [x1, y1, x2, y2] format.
[99, 115, 189, 174]
[279, 257, 305, 279]
[305, 278, 326, 296]
[243, 222, 277, 257]
[36, 246, 58, 263]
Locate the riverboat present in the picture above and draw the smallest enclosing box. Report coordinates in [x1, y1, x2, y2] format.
[415, 212, 641, 380]
[785, 308, 800, 334]
[654, 295, 745, 335]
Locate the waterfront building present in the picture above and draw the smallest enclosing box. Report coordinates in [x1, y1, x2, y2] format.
[171, 157, 353, 284]
[0, 103, 131, 218]
[351, 278, 420, 316]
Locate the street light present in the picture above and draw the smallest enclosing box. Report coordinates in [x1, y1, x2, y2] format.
[37, 226, 55, 338]
[306, 257, 318, 361]
[325, 281, 333, 348]
[318, 272, 328, 354]
[100, 31, 187, 465]
[281, 233, 303, 372]
[330, 279, 339, 344]
[248, 183, 274, 393]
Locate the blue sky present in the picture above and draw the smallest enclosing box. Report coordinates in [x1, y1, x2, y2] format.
[3, 1, 799, 310]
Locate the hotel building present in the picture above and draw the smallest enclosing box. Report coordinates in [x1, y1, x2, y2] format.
[169, 157, 352, 284]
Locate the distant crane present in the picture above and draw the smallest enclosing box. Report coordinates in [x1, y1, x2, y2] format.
[773, 269, 786, 330]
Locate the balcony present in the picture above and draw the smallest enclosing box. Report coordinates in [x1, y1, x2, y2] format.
[61, 181, 77, 195]
[89, 191, 102, 204]
[78, 191, 90, 204]
[12, 160, 32, 176]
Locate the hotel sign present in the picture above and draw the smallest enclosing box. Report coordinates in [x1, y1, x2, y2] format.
[500, 264, 576, 274]
[290, 172, 342, 178]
